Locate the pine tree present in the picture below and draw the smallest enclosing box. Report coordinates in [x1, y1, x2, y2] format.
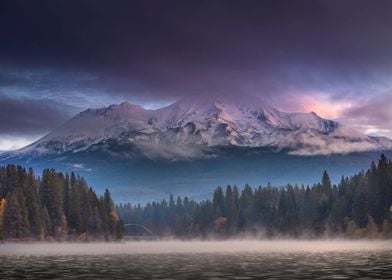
[24, 168, 42, 238]
[69, 173, 82, 233]
[322, 170, 332, 189]
[41, 206, 52, 237]
[103, 189, 117, 238]
[213, 187, 225, 217]
[40, 169, 65, 237]
[0, 198, 6, 239]
[15, 190, 30, 237]
[63, 173, 70, 221]
[3, 193, 24, 239]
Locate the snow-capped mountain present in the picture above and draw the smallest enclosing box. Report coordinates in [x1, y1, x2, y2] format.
[2, 95, 392, 161]
[2, 95, 392, 202]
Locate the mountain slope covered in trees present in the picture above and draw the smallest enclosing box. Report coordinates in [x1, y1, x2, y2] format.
[117, 155, 392, 238]
[0, 166, 124, 241]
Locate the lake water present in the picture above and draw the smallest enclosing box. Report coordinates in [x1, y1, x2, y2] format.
[0, 240, 391, 279]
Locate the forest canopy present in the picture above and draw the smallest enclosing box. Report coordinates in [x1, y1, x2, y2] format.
[0, 166, 123, 241]
[1, 155, 392, 241]
[118, 155, 392, 239]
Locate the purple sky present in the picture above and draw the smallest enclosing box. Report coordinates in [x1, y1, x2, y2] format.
[1, 0, 392, 150]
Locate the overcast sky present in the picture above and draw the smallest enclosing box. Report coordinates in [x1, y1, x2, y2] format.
[1, 0, 392, 150]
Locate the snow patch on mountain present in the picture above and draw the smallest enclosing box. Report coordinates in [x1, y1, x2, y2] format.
[2, 95, 392, 160]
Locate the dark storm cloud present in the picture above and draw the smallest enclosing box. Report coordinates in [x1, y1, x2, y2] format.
[1, 0, 392, 101]
[0, 94, 75, 135]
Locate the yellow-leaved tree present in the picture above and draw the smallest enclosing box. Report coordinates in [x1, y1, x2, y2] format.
[0, 198, 6, 239]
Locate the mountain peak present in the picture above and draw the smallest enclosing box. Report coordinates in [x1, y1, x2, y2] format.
[110, 101, 146, 111]
[168, 95, 275, 120]
[3, 96, 392, 159]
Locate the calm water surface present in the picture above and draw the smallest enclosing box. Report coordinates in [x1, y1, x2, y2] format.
[0, 241, 391, 279]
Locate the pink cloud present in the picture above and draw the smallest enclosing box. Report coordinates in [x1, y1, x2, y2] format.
[270, 92, 354, 120]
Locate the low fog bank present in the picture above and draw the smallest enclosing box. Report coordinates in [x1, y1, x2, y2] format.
[1, 240, 391, 256]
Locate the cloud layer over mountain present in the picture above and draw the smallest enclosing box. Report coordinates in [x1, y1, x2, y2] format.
[1, 0, 392, 149]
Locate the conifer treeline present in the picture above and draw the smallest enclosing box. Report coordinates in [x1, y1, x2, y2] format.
[0, 166, 124, 241]
[117, 155, 392, 238]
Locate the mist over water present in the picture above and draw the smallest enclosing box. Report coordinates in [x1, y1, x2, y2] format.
[1, 240, 392, 279]
[0, 240, 391, 255]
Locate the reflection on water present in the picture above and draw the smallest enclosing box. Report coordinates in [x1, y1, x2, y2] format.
[1, 241, 391, 279]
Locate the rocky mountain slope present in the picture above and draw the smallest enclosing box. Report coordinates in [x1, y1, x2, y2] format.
[2, 96, 391, 162]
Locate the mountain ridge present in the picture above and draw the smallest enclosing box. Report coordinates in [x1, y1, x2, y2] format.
[2, 95, 392, 161]
[1, 96, 392, 201]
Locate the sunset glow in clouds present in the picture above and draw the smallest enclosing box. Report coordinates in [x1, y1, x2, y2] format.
[1, 0, 392, 150]
[277, 93, 354, 120]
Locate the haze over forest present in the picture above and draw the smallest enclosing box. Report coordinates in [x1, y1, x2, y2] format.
[0, 0, 392, 242]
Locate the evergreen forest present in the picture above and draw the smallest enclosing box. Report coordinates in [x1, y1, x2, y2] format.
[0, 166, 124, 241]
[118, 155, 392, 239]
[1, 155, 392, 241]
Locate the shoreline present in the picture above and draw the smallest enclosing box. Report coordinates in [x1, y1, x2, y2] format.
[1, 239, 391, 256]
